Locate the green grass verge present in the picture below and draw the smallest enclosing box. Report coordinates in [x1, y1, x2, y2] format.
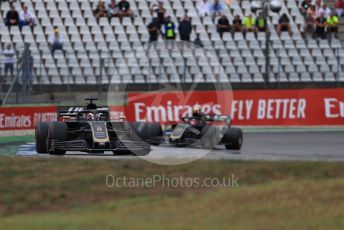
[0, 158, 343, 229]
[0, 136, 34, 145]
[0, 136, 34, 155]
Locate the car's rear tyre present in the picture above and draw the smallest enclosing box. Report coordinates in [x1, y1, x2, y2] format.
[148, 123, 162, 146]
[131, 122, 162, 146]
[131, 122, 149, 141]
[35, 122, 49, 154]
[47, 122, 68, 155]
[224, 128, 243, 150]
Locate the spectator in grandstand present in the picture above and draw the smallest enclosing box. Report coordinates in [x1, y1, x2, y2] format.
[5, 4, 19, 28]
[164, 16, 176, 40]
[179, 16, 192, 41]
[314, 0, 323, 10]
[318, 3, 331, 18]
[276, 13, 292, 36]
[107, 0, 120, 18]
[307, 4, 318, 20]
[94, 0, 108, 21]
[314, 13, 327, 39]
[231, 14, 242, 33]
[50, 28, 64, 56]
[217, 13, 231, 38]
[335, 0, 344, 17]
[327, 12, 339, 38]
[19, 5, 35, 31]
[300, 0, 312, 17]
[197, 0, 211, 17]
[2, 44, 15, 80]
[256, 12, 268, 33]
[147, 18, 160, 42]
[302, 12, 315, 37]
[243, 14, 257, 37]
[210, 0, 223, 21]
[118, 0, 133, 18]
[151, 1, 167, 28]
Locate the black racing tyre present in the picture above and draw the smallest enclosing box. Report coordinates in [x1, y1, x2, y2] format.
[131, 122, 149, 141]
[132, 122, 162, 145]
[35, 122, 49, 154]
[148, 123, 163, 146]
[224, 128, 243, 150]
[47, 122, 68, 155]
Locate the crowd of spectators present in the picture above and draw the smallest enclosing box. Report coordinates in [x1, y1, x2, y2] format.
[94, 0, 133, 21]
[301, 0, 341, 39]
[2, 0, 343, 59]
[211, 0, 341, 40]
[214, 13, 292, 38]
[2, 3, 35, 84]
[147, 0, 231, 43]
[147, 1, 193, 42]
[5, 3, 36, 31]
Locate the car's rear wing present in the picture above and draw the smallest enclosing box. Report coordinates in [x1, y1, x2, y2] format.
[210, 115, 232, 126]
[58, 106, 109, 121]
[58, 107, 84, 117]
[182, 115, 232, 126]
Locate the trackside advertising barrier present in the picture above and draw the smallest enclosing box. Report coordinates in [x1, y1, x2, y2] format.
[0, 106, 57, 131]
[111, 88, 344, 126]
[1, 88, 344, 131]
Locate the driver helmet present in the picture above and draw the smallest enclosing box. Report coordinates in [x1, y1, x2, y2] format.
[86, 113, 95, 121]
[193, 105, 201, 114]
[119, 115, 127, 122]
[96, 113, 107, 121]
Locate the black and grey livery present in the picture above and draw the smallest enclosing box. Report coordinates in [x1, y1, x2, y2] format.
[156, 115, 243, 151]
[35, 99, 162, 156]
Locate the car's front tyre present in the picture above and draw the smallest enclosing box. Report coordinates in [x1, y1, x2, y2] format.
[224, 128, 243, 150]
[46, 122, 68, 156]
[35, 122, 49, 154]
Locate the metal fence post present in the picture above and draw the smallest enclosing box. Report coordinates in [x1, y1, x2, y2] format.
[99, 50, 103, 96]
[66, 51, 71, 93]
[39, 49, 43, 93]
[21, 44, 31, 104]
[337, 48, 340, 87]
[107, 49, 110, 83]
[16, 50, 20, 104]
[263, 1, 270, 87]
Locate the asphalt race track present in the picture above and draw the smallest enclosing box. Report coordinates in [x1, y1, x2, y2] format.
[16, 130, 344, 162]
[209, 130, 344, 161]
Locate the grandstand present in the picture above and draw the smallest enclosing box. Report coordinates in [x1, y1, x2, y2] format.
[0, 0, 343, 95]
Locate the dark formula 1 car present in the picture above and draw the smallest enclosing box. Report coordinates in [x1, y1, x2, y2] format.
[35, 99, 162, 156]
[161, 115, 243, 151]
